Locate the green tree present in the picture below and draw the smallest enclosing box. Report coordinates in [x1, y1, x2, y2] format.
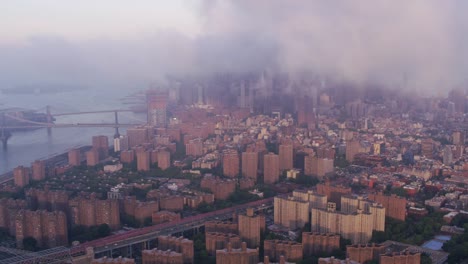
[23, 237, 38, 251]
[97, 223, 111, 238]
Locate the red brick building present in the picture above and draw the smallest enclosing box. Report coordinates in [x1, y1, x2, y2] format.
[264, 153, 280, 184]
[13, 166, 30, 188]
[223, 150, 240, 178]
[264, 240, 303, 263]
[302, 232, 340, 257]
[15, 210, 68, 249]
[205, 232, 241, 255]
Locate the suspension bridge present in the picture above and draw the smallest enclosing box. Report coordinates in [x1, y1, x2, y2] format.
[0, 106, 146, 148]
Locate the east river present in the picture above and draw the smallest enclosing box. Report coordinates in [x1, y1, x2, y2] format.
[0, 89, 144, 174]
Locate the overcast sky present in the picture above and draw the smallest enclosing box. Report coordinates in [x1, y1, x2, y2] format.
[1, 0, 467, 94]
[0, 0, 200, 43]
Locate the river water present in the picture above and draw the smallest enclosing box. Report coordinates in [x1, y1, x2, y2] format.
[0, 89, 145, 174]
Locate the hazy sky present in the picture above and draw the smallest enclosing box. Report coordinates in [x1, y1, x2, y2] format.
[1, 0, 200, 43]
[1, 0, 467, 94]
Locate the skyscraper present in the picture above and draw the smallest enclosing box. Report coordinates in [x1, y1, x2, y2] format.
[147, 90, 168, 127]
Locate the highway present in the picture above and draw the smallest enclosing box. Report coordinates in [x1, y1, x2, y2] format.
[71, 198, 273, 256]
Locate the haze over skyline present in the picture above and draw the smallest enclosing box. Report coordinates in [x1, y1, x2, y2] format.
[1, 0, 468, 95]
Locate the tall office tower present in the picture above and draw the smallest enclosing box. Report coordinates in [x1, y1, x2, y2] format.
[13, 166, 30, 188]
[264, 153, 280, 184]
[68, 148, 81, 166]
[15, 210, 68, 249]
[215, 242, 259, 264]
[238, 208, 264, 248]
[86, 149, 99, 166]
[157, 150, 171, 170]
[263, 240, 303, 263]
[92, 135, 109, 160]
[31, 160, 46, 181]
[223, 149, 240, 178]
[279, 144, 293, 171]
[147, 90, 168, 127]
[448, 88, 466, 113]
[196, 84, 204, 105]
[242, 151, 258, 180]
[452, 130, 465, 145]
[137, 151, 150, 171]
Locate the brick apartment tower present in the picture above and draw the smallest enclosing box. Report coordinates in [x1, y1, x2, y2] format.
[264, 153, 280, 184]
[69, 198, 120, 230]
[92, 135, 109, 160]
[241, 151, 258, 180]
[367, 193, 406, 221]
[238, 208, 265, 248]
[15, 210, 68, 249]
[120, 150, 135, 164]
[137, 151, 150, 171]
[126, 127, 149, 148]
[68, 148, 81, 166]
[279, 144, 293, 171]
[157, 235, 194, 264]
[223, 150, 240, 178]
[205, 232, 241, 255]
[380, 251, 421, 264]
[92, 257, 135, 264]
[346, 244, 386, 264]
[31, 160, 46, 181]
[86, 149, 99, 166]
[13, 166, 30, 188]
[215, 242, 259, 264]
[157, 150, 171, 170]
[264, 240, 303, 263]
[302, 233, 340, 257]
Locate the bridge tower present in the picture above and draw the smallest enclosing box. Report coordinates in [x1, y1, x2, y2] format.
[0, 113, 11, 149]
[46, 105, 52, 135]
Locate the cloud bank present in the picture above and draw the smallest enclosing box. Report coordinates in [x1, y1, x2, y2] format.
[0, 0, 467, 94]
